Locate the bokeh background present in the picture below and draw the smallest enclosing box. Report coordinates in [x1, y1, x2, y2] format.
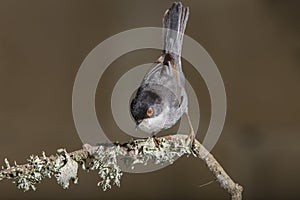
[0, 0, 299, 199]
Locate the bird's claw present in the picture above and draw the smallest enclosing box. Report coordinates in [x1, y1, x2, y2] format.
[188, 132, 197, 155]
[152, 136, 161, 148]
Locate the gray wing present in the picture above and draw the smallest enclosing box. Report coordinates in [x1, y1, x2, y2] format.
[141, 59, 188, 128]
[142, 61, 182, 100]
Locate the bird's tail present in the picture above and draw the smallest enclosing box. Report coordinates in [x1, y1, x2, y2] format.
[163, 2, 189, 57]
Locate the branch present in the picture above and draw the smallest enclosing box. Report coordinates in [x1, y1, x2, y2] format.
[193, 138, 243, 200]
[0, 134, 243, 199]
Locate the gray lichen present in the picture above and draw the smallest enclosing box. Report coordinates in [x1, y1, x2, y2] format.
[140, 137, 191, 164]
[118, 137, 191, 168]
[5, 152, 57, 191]
[55, 149, 79, 189]
[1, 135, 192, 192]
[0, 149, 80, 191]
[0, 134, 243, 199]
[86, 136, 192, 190]
[89, 145, 123, 191]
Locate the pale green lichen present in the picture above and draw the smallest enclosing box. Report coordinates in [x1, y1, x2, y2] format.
[118, 137, 191, 169]
[90, 145, 123, 191]
[13, 153, 56, 191]
[1, 135, 192, 192]
[141, 137, 191, 164]
[0, 149, 79, 192]
[55, 149, 79, 189]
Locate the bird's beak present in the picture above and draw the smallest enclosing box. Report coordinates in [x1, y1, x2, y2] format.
[135, 120, 142, 130]
[136, 119, 142, 125]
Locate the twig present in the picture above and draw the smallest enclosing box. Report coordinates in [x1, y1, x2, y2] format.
[0, 134, 243, 199]
[193, 138, 243, 200]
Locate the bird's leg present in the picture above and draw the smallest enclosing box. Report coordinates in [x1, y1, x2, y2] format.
[185, 112, 195, 149]
[151, 134, 160, 148]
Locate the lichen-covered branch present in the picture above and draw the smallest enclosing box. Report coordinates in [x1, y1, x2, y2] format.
[0, 134, 243, 199]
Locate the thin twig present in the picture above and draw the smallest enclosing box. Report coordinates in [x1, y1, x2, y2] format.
[0, 134, 242, 199]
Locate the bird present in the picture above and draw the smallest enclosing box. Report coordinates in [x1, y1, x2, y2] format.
[130, 2, 195, 146]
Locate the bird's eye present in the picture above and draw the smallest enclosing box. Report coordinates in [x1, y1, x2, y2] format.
[146, 107, 153, 117]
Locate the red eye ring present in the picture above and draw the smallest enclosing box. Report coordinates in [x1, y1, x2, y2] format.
[146, 107, 153, 117]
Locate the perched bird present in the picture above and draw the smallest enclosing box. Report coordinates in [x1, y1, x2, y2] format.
[130, 2, 195, 145]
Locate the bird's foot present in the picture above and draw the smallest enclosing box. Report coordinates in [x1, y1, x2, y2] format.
[152, 135, 161, 148]
[188, 132, 196, 154]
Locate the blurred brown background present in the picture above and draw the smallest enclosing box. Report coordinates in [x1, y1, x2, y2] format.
[0, 0, 299, 199]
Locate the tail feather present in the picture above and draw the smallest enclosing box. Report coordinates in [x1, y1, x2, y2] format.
[163, 2, 189, 56]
